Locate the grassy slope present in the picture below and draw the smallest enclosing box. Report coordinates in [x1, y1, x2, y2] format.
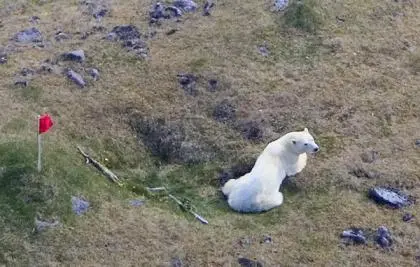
[0, 0, 420, 266]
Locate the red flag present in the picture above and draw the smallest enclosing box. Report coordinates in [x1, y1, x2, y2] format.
[39, 114, 54, 134]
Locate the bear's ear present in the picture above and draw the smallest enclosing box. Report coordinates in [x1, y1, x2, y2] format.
[304, 127, 308, 132]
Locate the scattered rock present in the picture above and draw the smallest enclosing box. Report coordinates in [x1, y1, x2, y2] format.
[402, 213, 414, 222]
[60, 49, 85, 62]
[238, 237, 252, 248]
[207, 79, 218, 92]
[20, 67, 35, 76]
[177, 73, 198, 96]
[71, 196, 90, 215]
[350, 166, 380, 179]
[30, 16, 40, 24]
[415, 139, 420, 147]
[35, 217, 60, 233]
[213, 99, 236, 123]
[203, 0, 215, 16]
[66, 69, 86, 88]
[149, 3, 181, 24]
[107, 25, 148, 58]
[368, 187, 414, 208]
[0, 53, 7, 64]
[14, 27, 43, 43]
[361, 150, 379, 163]
[261, 235, 272, 244]
[129, 199, 145, 207]
[108, 25, 141, 41]
[235, 120, 264, 142]
[238, 257, 263, 267]
[88, 68, 100, 80]
[173, 0, 198, 12]
[257, 42, 270, 57]
[340, 228, 367, 245]
[375, 226, 393, 248]
[274, 0, 289, 11]
[166, 29, 178, 35]
[55, 31, 70, 42]
[93, 9, 108, 19]
[80, 0, 109, 20]
[14, 80, 29, 87]
[170, 257, 184, 267]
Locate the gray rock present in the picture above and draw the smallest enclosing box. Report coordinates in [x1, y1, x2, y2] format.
[20, 67, 35, 76]
[30, 16, 40, 24]
[340, 228, 367, 245]
[14, 27, 43, 43]
[55, 31, 70, 42]
[415, 139, 420, 147]
[170, 257, 183, 267]
[129, 199, 145, 207]
[66, 69, 86, 88]
[88, 68, 100, 80]
[207, 79, 218, 92]
[402, 213, 414, 222]
[177, 73, 198, 96]
[375, 226, 393, 248]
[35, 217, 60, 233]
[274, 0, 289, 11]
[14, 80, 29, 87]
[61, 50, 85, 62]
[203, 0, 215, 16]
[368, 187, 414, 208]
[0, 53, 7, 64]
[71, 196, 90, 215]
[109, 25, 141, 41]
[173, 0, 198, 12]
[238, 258, 263, 267]
[257, 42, 270, 57]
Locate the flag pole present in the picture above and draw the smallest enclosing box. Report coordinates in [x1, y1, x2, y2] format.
[37, 115, 42, 172]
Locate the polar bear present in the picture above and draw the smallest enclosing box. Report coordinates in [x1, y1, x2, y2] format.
[222, 128, 319, 213]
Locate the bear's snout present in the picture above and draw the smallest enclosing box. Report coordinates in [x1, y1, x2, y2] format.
[313, 147, 319, 153]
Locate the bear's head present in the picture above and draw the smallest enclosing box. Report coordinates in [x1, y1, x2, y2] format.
[290, 128, 319, 155]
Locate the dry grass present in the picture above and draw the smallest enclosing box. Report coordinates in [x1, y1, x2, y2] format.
[0, 0, 420, 266]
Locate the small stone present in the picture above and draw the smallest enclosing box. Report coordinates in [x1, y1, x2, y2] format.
[14, 27, 43, 43]
[66, 69, 86, 88]
[274, 0, 289, 11]
[375, 226, 393, 248]
[361, 150, 379, 163]
[166, 29, 178, 35]
[257, 42, 270, 57]
[208, 79, 218, 92]
[35, 217, 59, 233]
[170, 257, 183, 267]
[0, 53, 7, 64]
[261, 235, 272, 244]
[93, 9, 108, 19]
[173, 0, 198, 12]
[238, 258, 263, 267]
[88, 68, 100, 81]
[177, 73, 198, 96]
[30, 16, 40, 24]
[14, 80, 29, 87]
[71, 196, 90, 215]
[129, 199, 145, 207]
[20, 68, 35, 76]
[203, 0, 215, 16]
[55, 31, 70, 42]
[415, 139, 420, 147]
[61, 50, 85, 62]
[402, 213, 414, 222]
[340, 228, 367, 245]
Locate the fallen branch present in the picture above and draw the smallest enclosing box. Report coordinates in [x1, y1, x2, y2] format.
[146, 186, 209, 225]
[77, 145, 123, 187]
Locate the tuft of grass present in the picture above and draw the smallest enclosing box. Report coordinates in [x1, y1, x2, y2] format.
[283, 0, 323, 33]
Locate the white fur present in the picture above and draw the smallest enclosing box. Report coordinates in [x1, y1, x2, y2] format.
[222, 128, 319, 213]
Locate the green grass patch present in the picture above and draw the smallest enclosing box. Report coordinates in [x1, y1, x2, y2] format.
[283, 0, 323, 34]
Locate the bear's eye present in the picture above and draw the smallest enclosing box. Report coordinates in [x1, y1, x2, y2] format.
[304, 143, 308, 146]
[292, 140, 296, 145]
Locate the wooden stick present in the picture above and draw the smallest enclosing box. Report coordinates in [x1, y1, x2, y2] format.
[168, 194, 209, 225]
[77, 145, 123, 186]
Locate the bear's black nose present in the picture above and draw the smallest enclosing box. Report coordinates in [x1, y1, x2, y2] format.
[313, 147, 319, 152]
